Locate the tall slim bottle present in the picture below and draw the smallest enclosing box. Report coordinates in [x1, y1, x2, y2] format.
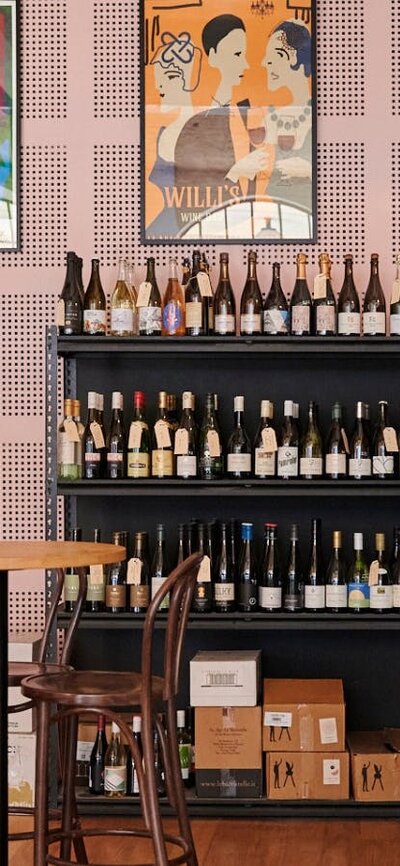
[299, 401, 323, 479]
[198, 393, 223, 480]
[89, 715, 108, 795]
[110, 258, 134, 336]
[370, 533, 392, 613]
[214, 522, 235, 613]
[290, 253, 312, 336]
[227, 395, 251, 479]
[259, 524, 282, 611]
[254, 400, 277, 478]
[325, 531, 347, 613]
[372, 400, 396, 479]
[83, 391, 104, 479]
[105, 531, 128, 614]
[127, 391, 150, 479]
[185, 250, 203, 336]
[363, 253, 386, 336]
[191, 523, 213, 613]
[349, 401, 371, 479]
[313, 252, 337, 336]
[138, 257, 162, 336]
[240, 251, 263, 336]
[83, 259, 106, 335]
[86, 528, 105, 613]
[104, 722, 127, 798]
[106, 391, 127, 479]
[390, 254, 400, 336]
[237, 522, 258, 612]
[162, 258, 185, 336]
[75, 254, 85, 304]
[151, 524, 170, 610]
[347, 532, 369, 612]
[284, 523, 304, 612]
[126, 716, 142, 796]
[152, 391, 174, 478]
[64, 527, 82, 612]
[304, 518, 325, 612]
[59, 251, 83, 335]
[337, 254, 361, 336]
[263, 262, 289, 335]
[213, 253, 236, 336]
[199, 252, 214, 335]
[277, 400, 299, 479]
[325, 402, 348, 480]
[391, 530, 400, 610]
[58, 398, 82, 481]
[129, 531, 150, 614]
[175, 391, 197, 479]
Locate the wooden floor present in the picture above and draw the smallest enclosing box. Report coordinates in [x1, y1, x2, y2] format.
[8, 815, 400, 865]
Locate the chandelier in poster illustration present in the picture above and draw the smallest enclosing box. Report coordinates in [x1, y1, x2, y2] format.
[142, 0, 315, 243]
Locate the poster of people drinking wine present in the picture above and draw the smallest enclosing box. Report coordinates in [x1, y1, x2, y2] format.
[142, 0, 315, 242]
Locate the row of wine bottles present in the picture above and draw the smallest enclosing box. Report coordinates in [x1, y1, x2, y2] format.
[58, 391, 400, 482]
[88, 710, 193, 797]
[64, 522, 400, 616]
[58, 250, 400, 339]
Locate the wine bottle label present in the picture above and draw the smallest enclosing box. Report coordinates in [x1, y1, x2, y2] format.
[300, 457, 323, 476]
[127, 452, 150, 478]
[83, 309, 106, 335]
[214, 313, 235, 334]
[152, 450, 173, 477]
[214, 583, 235, 602]
[130, 584, 150, 608]
[325, 585, 347, 608]
[151, 576, 169, 609]
[291, 306, 310, 334]
[255, 448, 276, 477]
[176, 455, 197, 477]
[207, 430, 221, 457]
[107, 452, 124, 463]
[390, 313, 400, 335]
[64, 420, 80, 443]
[363, 311, 386, 335]
[316, 305, 336, 334]
[284, 592, 302, 611]
[86, 580, 105, 603]
[259, 585, 282, 609]
[325, 453, 346, 475]
[111, 307, 134, 333]
[383, 427, 399, 452]
[392, 584, 400, 608]
[105, 584, 126, 608]
[185, 301, 202, 329]
[227, 453, 251, 473]
[373, 455, 394, 475]
[348, 582, 369, 609]
[64, 572, 79, 603]
[90, 421, 105, 449]
[59, 433, 77, 464]
[277, 446, 298, 477]
[238, 583, 257, 608]
[162, 302, 183, 335]
[154, 420, 171, 449]
[138, 305, 161, 334]
[174, 428, 189, 455]
[104, 765, 127, 794]
[348, 458, 371, 477]
[370, 585, 393, 609]
[263, 309, 289, 334]
[338, 312, 361, 335]
[178, 744, 191, 779]
[304, 585, 325, 609]
[84, 452, 101, 463]
[241, 312, 262, 334]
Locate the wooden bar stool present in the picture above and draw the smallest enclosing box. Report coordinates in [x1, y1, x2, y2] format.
[21, 551, 202, 866]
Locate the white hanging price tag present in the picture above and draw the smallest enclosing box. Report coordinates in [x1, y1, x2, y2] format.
[341, 428, 350, 454]
[207, 430, 220, 457]
[90, 421, 105, 449]
[197, 555, 211, 582]
[313, 274, 327, 300]
[262, 428, 278, 452]
[383, 427, 399, 452]
[174, 428, 189, 455]
[155, 420, 171, 449]
[369, 560, 379, 587]
[127, 558, 142, 585]
[137, 282, 152, 307]
[65, 419, 80, 443]
[197, 272, 213, 297]
[128, 421, 144, 450]
[88, 564, 104, 586]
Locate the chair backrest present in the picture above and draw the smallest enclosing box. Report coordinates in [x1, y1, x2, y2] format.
[140, 553, 202, 703]
[38, 566, 88, 666]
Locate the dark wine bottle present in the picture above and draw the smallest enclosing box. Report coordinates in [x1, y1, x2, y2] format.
[198, 393, 223, 480]
[213, 252, 236, 336]
[240, 251, 263, 336]
[325, 530, 347, 613]
[390, 254, 400, 336]
[337, 254, 361, 336]
[199, 252, 214, 335]
[106, 391, 127, 479]
[129, 531, 150, 613]
[277, 400, 299, 479]
[214, 522, 235, 612]
[237, 522, 258, 612]
[325, 402, 348, 480]
[227, 395, 251, 479]
[59, 251, 83, 335]
[176, 524, 186, 566]
[363, 253, 386, 336]
[89, 714, 108, 795]
[372, 400, 396, 479]
[185, 250, 203, 337]
[347, 532, 369, 612]
[105, 531, 128, 614]
[283, 523, 304, 612]
[64, 527, 82, 612]
[349, 401, 371, 479]
[299, 401, 323, 479]
[126, 716, 142, 796]
[369, 533, 392, 613]
[304, 518, 325, 611]
[175, 391, 197, 479]
[137, 257, 162, 336]
[259, 523, 282, 611]
[75, 254, 84, 303]
[152, 391, 174, 479]
[191, 523, 213, 613]
[86, 528, 105, 612]
[392, 528, 400, 610]
[166, 394, 179, 431]
[254, 400, 277, 478]
[290, 253, 312, 336]
[127, 391, 151, 479]
[177, 710, 192, 788]
[83, 258, 106, 336]
[151, 524, 170, 610]
[263, 262, 289, 336]
[83, 391, 104, 479]
[313, 252, 337, 336]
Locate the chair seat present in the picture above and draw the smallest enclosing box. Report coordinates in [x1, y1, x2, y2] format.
[21, 669, 164, 707]
[8, 661, 72, 686]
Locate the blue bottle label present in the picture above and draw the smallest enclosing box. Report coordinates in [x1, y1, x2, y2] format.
[163, 302, 182, 334]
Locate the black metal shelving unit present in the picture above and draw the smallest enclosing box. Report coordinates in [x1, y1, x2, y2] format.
[47, 326, 400, 818]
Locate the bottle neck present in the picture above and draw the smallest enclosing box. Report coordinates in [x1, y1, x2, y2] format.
[296, 259, 307, 280]
[247, 256, 257, 281]
[117, 260, 126, 282]
[146, 260, 156, 283]
[168, 260, 179, 282]
[219, 259, 229, 282]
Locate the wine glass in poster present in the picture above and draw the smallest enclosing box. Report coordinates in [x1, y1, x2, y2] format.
[141, 0, 315, 243]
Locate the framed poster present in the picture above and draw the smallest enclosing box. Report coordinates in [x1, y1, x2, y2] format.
[0, 1, 18, 251]
[141, 0, 316, 243]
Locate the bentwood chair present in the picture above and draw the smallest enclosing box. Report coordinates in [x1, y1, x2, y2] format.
[22, 551, 202, 866]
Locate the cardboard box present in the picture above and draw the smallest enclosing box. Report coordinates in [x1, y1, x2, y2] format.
[8, 633, 41, 733]
[190, 651, 261, 707]
[263, 679, 345, 752]
[8, 733, 36, 808]
[9, 633, 42, 662]
[195, 706, 262, 798]
[348, 730, 400, 801]
[266, 750, 349, 800]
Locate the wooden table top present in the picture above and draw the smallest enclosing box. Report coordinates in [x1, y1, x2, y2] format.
[0, 541, 126, 571]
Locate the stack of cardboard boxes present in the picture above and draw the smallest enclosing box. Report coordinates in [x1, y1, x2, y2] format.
[8, 633, 40, 809]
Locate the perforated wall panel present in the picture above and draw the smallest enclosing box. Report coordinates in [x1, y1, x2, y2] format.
[21, 0, 67, 120]
[1, 442, 44, 540]
[1, 293, 56, 416]
[9, 588, 45, 633]
[392, 0, 400, 115]
[317, 0, 365, 117]
[94, 0, 137, 119]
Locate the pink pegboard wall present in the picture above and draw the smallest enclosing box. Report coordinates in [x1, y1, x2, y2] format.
[0, 0, 398, 626]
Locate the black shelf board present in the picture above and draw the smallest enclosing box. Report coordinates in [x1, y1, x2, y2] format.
[57, 609, 400, 631]
[57, 335, 400, 359]
[57, 479, 400, 498]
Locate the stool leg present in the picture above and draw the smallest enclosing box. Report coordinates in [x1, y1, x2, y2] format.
[60, 714, 88, 864]
[141, 715, 169, 866]
[166, 703, 198, 866]
[34, 700, 50, 866]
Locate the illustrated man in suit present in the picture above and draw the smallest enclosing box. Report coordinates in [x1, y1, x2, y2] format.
[361, 762, 370, 792]
[273, 759, 282, 788]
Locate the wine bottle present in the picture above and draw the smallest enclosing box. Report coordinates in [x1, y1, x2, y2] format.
[290, 253, 312, 336]
[153, 727, 166, 797]
[299, 401, 323, 479]
[254, 400, 277, 478]
[199, 252, 214, 335]
[214, 522, 235, 612]
[126, 261, 138, 334]
[83, 392, 105, 480]
[162, 257, 185, 337]
[177, 710, 192, 788]
[237, 522, 258, 612]
[263, 262, 289, 335]
[166, 393, 179, 431]
[129, 531, 150, 613]
[137, 257, 162, 336]
[185, 250, 203, 337]
[372, 400, 397, 479]
[391, 529, 400, 610]
[391, 526, 400, 568]
[240, 251, 263, 336]
[96, 393, 108, 476]
[325, 530, 347, 613]
[59, 251, 83, 335]
[83, 258, 106, 336]
[89, 714, 108, 795]
[127, 391, 150, 479]
[304, 518, 325, 611]
[181, 257, 191, 291]
[259, 524, 282, 612]
[337, 254, 361, 336]
[86, 528, 105, 612]
[151, 524, 170, 610]
[64, 527, 82, 612]
[104, 722, 127, 798]
[110, 258, 134, 336]
[349, 401, 371, 479]
[105, 531, 128, 614]
[176, 524, 186, 566]
[347, 532, 369, 612]
[369, 533, 393, 613]
[192, 523, 213, 613]
[283, 523, 304, 612]
[126, 716, 142, 797]
[75, 254, 84, 304]
[363, 253, 386, 336]
[325, 402, 348, 480]
[72, 398, 85, 456]
[175, 391, 197, 479]
[313, 252, 337, 336]
[106, 391, 127, 479]
[277, 400, 299, 479]
[58, 398, 82, 481]
[198, 393, 223, 481]
[227, 395, 251, 479]
[213, 252, 236, 336]
[152, 391, 174, 478]
[390, 254, 400, 336]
